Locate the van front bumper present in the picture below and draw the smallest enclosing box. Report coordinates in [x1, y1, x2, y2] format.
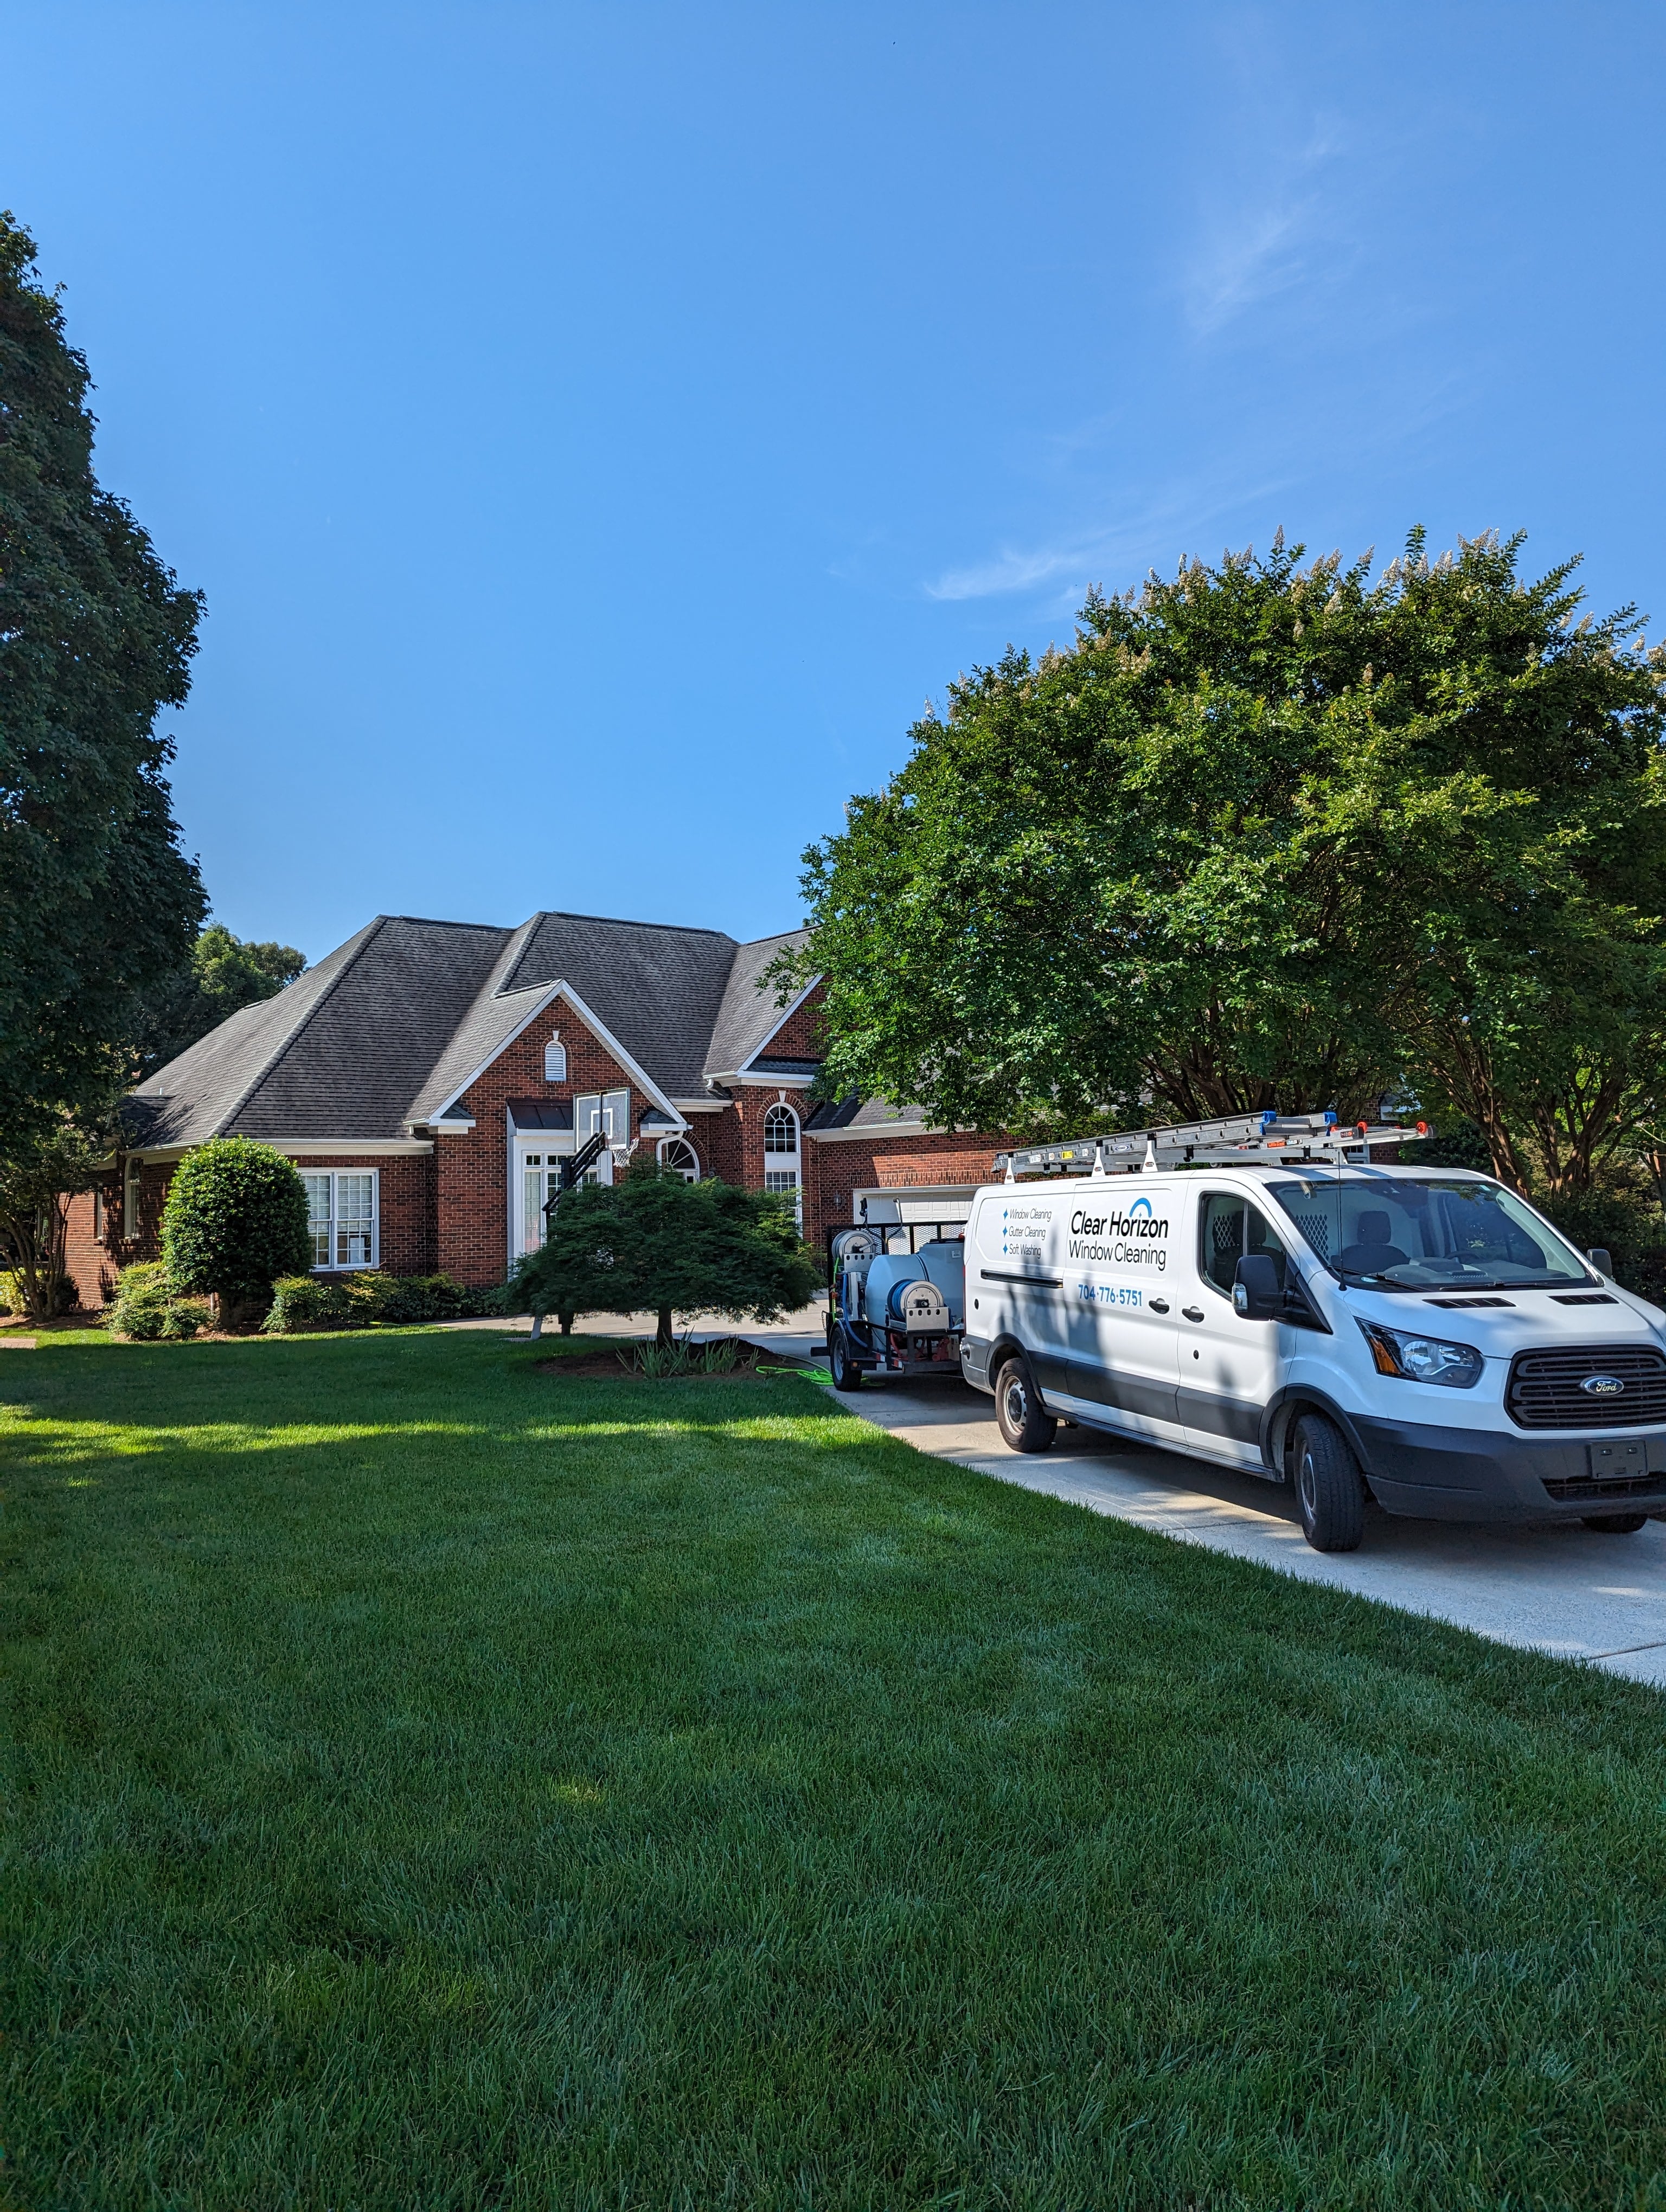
[1352, 1413, 1666, 1522]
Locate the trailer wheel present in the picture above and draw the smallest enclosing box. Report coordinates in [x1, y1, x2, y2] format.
[1292, 1411, 1366, 1553]
[828, 1323, 863, 1393]
[994, 1357, 1056, 1453]
[1583, 1512, 1648, 1534]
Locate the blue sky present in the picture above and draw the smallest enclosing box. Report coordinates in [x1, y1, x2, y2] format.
[8, 3, 1665, 959]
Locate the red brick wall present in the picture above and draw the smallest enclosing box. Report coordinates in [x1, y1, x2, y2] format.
[66, 1152, 436, 1307]
[293, 1154, 435, 1276]
[438, 1012, 647, 1284]
[63, 1186, 119, 1311]
[759, 984, 825, 1061]
[804, 1131, 1008, 1244]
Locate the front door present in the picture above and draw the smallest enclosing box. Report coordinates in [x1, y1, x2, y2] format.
[1178, 1186, 1290, 1467]
[516, 1146, 567, 1256]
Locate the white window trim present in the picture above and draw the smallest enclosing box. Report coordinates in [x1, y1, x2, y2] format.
[301, 1168, 381, 1272]
[763, 1100, 800, 1154]
[544, 1032, 567, 1083]
[123, 1158, 142, 1238]
[761, 1098, 803, 1224]
[657, 1136, 701, 1181]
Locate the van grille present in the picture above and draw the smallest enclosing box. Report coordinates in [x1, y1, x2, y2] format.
[1507, 1345, 1666, 1430]
[1542, 1474, 1666, 1502]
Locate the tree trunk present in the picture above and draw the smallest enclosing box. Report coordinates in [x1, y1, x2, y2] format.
[2, 1192, 71, 1323]
[559, 1309, 573, 1336]
[657, 1306, 675, 1351]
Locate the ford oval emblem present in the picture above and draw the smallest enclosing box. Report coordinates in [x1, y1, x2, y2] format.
[1582, 1374, 1626, 1396]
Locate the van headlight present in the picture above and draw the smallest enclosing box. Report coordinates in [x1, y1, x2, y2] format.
[1358, 1320, 1483, 1389]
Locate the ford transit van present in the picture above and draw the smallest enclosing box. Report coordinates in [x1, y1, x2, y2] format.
[959, 1159, 1666, 1551]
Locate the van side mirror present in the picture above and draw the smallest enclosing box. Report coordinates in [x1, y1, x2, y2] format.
[1588, 1247, 1613, 1278]
[1232, 1253, 1282, 1319]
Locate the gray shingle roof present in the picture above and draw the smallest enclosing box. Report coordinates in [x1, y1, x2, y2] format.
[804, 1095, 925, 1134]
[237, 917, 513, 1139]
[127, 908, 819, 1149]
[703, 929, 808, 1079]
[505, 911, 742, 1099]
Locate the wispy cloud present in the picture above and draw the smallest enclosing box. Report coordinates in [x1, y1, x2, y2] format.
[926, 540, 1095, 602]
[924, 478, 1291, 606]
[1182, 121, 1353, 339]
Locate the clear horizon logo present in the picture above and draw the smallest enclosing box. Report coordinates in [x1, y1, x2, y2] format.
[1068, 1193, 1170, 1271]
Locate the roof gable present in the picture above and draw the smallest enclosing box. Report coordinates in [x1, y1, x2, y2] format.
[703, 929, 808, 1079]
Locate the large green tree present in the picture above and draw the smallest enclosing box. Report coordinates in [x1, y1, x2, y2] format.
[0, 210, 206, 1154]
[137, 921, 307, 1076]
[783, 530, 1666, 1193]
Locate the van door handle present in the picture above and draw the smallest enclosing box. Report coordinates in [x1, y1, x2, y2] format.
[1148, 1298, 1170, 1314]
[1182, 1306, 1205, 1322]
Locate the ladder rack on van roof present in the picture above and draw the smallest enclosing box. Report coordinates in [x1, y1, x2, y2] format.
[995, 1110, 1429, 1181]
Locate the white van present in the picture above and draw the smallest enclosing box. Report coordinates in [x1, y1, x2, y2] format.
[959, 1148, 1666, 1552]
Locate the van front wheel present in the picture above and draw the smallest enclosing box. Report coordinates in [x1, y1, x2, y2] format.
[995, 1358, 1056, 1453]
[1292, 1411, 1366, 1552]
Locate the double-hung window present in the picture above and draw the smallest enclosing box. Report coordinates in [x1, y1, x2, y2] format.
[301, 1169, 380, 1269]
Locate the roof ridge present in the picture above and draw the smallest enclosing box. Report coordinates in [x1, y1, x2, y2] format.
[529, 908, 739, 940]
[215, 917, 389, 1136]
[377, 915, 517, 932]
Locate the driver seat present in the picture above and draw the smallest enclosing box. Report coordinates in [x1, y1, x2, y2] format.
[1337, 1208, 1410, 1275]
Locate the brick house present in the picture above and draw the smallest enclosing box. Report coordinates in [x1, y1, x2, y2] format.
[65, 908, 1008, 1304]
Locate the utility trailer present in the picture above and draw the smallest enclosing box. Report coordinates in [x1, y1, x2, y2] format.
[825, 1218, 968, 1391]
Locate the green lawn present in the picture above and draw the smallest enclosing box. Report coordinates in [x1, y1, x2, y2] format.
[5, 1332, 1666, 2210]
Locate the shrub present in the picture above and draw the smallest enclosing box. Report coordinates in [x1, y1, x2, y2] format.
[162, 1139, 312, 1307]
[0, 1268, 79, 1317]
[261, 1276, 355, 1333]
[107, 1262, 208, 1341]
[261, 1271, 497, 1333]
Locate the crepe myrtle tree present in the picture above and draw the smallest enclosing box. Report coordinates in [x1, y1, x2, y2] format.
[160, 1138, 312, 1324]
[508, 1159, 821, 1349]
[0, 1122, 104, 1322]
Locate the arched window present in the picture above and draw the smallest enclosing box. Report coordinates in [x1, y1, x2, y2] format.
[657, 1136, 700, 1183]
[543, 1034, 567, 1083]
[762, 1102, 802, 1223]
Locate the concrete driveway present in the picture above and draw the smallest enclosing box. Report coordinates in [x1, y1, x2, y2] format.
[735, 1317, 1666, 1690]
[852, 1380, 1666, 1686]
[472, 1306, 1666, 1687]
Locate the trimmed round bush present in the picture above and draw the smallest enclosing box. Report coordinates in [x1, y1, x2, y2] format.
[162, 1139, 312, 1305]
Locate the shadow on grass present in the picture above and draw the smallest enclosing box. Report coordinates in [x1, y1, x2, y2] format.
[8, 1329, 1666, 2207]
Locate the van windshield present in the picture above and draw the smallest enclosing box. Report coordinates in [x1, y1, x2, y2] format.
[1264, 1175, 1597, 1291]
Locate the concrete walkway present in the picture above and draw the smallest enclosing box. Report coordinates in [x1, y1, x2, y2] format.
[454, 1307, 1666, 1687]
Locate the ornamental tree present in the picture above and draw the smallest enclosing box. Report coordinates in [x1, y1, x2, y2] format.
[0, 211, 207, 1154]
[777, 529, 1666, 1194]
[509, 1161, 820, 1349]
[161, 1139, 312, 1314]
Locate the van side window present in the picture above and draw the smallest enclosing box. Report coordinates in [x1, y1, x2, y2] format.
[1200, 1192, 1289, 1298]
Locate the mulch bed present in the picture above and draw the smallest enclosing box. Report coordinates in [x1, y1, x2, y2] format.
[535, 1335, 816, 1381]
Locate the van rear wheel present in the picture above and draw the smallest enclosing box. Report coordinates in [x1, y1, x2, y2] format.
[1292, 1411, 1366, 1553]
[995, 1357, 1056, 1453]
[1583, 1512, 1648, 1534]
